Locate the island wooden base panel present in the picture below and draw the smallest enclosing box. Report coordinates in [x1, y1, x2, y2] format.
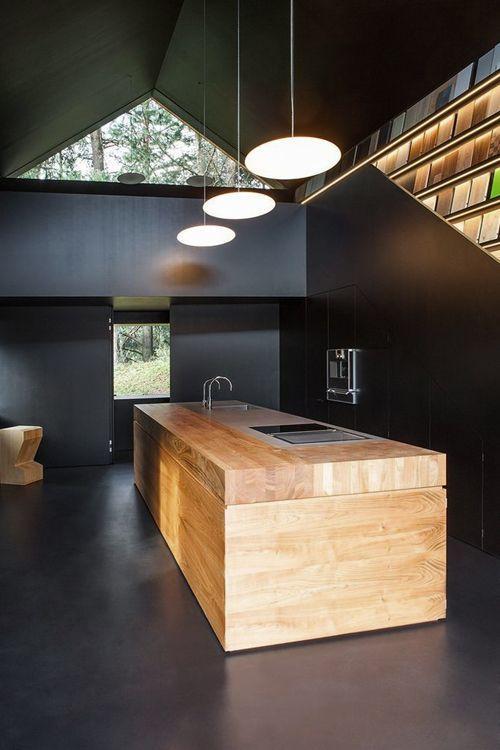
[134, 422, 446, 652]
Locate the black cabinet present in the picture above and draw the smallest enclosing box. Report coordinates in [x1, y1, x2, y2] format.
[483, 443, 500, 556]
[279, 300, 307, 417]
[430, 380, 483, 547]
[388, 350, 430, 447]
[328, 286, 355, 348]
[355, 288, 390, 438]
[327, 287, 356, 428]
[305, 293, 329, 422]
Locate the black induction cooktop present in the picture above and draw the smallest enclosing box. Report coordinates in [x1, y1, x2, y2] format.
[252, 423, 330, 434]
[251, 423, 366, 444]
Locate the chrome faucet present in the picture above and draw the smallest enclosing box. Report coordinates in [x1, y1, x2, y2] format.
[202, 377, 220, 408]
[206, 375, 233, 409]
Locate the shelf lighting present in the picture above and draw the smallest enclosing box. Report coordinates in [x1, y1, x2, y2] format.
[301, 70, 500, 205]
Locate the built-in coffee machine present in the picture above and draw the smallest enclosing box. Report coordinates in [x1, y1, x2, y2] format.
[326, 348, 357, 404]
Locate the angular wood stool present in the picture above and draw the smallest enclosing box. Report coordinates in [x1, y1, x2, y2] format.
[0, 426, 43, 485]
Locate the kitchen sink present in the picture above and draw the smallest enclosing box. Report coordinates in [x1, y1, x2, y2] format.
[210, 402, 251, 410]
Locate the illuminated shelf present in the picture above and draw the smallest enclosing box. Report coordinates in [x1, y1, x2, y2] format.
[297, 42, 500, 255]
[386, 111, 500, 181]
[413, 158, 500, 200]
[296, 44, 500, 220]
[483, 239, 500, 250]
[451, 204, 500, 245]
[446, 196, 500, 223]
[299, 46, 500, 204]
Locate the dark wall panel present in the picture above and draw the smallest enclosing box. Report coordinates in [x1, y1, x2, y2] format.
[114, 395, 169, 460]
[0, 306, 112, 467]
[305, 293, 329, 423]
[483, 441, 500, 556]
[279, 300, 306, 418]
[170, 303, 280, 409]
[0, 192, 306, 298]
[306, 165, 500, 554]
[429, 380, 484, 548]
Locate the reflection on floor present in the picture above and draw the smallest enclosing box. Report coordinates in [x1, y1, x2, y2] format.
[1, 464, 499, 750]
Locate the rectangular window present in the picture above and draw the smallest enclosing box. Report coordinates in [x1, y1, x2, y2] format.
[113, 323, 170, 397]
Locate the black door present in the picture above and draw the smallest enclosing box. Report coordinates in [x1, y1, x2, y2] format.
[0, 305, 113, 467]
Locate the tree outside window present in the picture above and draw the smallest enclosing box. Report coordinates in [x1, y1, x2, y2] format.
[21, 99, 266, 189]
[114, 324, 170, 397]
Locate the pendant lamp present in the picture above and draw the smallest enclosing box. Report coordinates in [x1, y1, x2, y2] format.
[203, 0, 275, 220]
[177, 0, 236, 247]
[245, 0, 341, 180]
[177, 225, 235, 246]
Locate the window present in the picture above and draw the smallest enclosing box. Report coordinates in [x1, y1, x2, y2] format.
[20, 98, 266, 189]
[113, 324, 170, 397]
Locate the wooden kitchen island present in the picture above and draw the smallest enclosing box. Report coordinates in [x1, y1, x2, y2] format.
[134, 402, 446, 651]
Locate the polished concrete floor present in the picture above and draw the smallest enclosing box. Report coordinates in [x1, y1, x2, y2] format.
[1, 464, 499, 750]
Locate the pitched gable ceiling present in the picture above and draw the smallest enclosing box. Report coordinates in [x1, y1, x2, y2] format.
[1, 0, 499, 177]
[0, 0, 183, 175]
[157, 0, 500, 160]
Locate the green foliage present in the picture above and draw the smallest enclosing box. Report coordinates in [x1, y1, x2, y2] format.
[114, 359, 170, 397]
[21, 99, 265, 188]
[114, 324, 170, 396]
[115, 324, 170, 364]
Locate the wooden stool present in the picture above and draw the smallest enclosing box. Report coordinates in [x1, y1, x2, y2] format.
[0, 426, 43, 485]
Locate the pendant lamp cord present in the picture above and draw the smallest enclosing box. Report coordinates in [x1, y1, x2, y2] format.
[236, 0, 241, 190]
[203, 0, 207, 223]
[290, 0, 295, 137]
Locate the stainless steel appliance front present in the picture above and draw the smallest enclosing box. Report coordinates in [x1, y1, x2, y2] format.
[326, 348, 357, 404]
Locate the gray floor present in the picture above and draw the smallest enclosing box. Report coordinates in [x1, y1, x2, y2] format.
[1, 464, 499, 750]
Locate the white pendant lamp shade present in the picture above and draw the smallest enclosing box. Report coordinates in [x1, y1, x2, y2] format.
[176, 224, 236, 247]
[177, 3, 235, 249]
[203, 191, 275, 220]
[244, 1, 341, 181]
[245, 136, 341, 180]
[200, 1, 276, 222]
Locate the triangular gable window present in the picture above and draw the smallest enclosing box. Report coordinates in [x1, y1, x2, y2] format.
[20, 98, 266, 189]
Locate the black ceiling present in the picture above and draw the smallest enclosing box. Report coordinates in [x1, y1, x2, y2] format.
[1, 0, 499, 177]
[0, 0, 183, 176]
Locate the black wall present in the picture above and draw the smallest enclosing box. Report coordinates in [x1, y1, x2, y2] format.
[279, 300, 307, 418]
[2, 177, 499, 556]
[299, 165, 500, 556]
[170, 303, 280, 409]
[114, 395, 169, 461]
[0, 305, 112, 467]
[0, 191, 305, 298]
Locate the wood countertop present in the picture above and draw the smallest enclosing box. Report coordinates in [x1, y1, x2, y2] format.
[134, 402, 446, 505]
